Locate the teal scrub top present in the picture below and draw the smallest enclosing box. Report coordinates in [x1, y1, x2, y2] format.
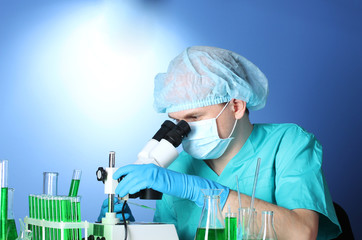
[153, 123, 341, 240]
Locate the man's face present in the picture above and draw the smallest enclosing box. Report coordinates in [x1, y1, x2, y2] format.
[168, 103, 237, 139]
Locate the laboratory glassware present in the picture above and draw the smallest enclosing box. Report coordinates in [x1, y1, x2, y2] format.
[249, 158, 261, 212]
[17, 219, 32, 240]
[225, 211, 237, 240]
[0, 160, 8, 240]
[43, 172, 59, 196]
[69, 169, 82, 197]
[238, 208, 258, 240]
[7, 188, 17, 240]
[257, 211, 277, 240]
[195, 189, 225, 240]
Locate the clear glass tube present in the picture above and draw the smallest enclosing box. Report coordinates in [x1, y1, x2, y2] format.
[238, 208, 258, 240]
[72, 169, 82, 180]
[43, 172, 59, 196]
[0, 160, 8, 188]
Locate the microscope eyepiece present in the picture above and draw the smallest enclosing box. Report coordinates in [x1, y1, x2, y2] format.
[164, 120, 191, 147]
[152, 120, 176, 141]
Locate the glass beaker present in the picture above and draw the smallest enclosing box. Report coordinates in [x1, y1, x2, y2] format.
[195, 189, 225, 240]
[7, 188, 17, 240]
[257, 211, 277, 240]
[238, 208, 258, 240]
[43, 172, 58, 196]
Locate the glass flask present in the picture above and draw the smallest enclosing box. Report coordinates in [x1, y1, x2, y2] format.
[257, 211, 277, 240]
[195, 189, 225, 240]
[238, 208, 258, 240]
[7, 188, 17, 240]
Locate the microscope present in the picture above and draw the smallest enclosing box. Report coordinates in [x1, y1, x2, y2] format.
[87, 120, 190, 240]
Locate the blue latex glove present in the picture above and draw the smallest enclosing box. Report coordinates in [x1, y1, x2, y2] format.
[113, 164, 230, 208]
[97, 198, 135, 222]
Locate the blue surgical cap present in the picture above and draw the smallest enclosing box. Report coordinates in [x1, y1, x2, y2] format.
[153, 46, 269, 113]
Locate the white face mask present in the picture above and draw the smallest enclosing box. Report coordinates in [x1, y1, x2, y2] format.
[182, 102, 237, 160]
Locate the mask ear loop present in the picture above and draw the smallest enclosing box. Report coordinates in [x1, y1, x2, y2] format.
[228, 119, 238, 138]
[215, 101, 230, 119]
[215, 101, 238, 139]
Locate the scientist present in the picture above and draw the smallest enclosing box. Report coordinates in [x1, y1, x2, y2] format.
[101, 46, 341, 239]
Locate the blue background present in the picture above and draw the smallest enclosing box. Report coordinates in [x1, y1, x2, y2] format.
[1, 0, 361, 238]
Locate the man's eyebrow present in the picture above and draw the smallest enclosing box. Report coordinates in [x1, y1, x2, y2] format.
[168, 110, 203, 120]
[184, 111, 202, 118]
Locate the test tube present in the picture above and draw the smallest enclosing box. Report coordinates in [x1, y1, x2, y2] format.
[28, 195, 34, 239]
[56, 197, 61, 240]
[36, 195, 41, 240]
[44, 196, 51, 240]
[70, 196, 81, 240]
[40, 195, 45, 240]
[0, 160, 8, 240]
[7, 188, 18, 240]
[68, 170, 82, 197]
[60, 196, 71, 240]
[76, 196, 81, 240]
[43, 172, 59, 196]
[225, 211, 237, 240]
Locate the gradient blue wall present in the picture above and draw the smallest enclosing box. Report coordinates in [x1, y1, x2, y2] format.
[1, 0, 361, 238]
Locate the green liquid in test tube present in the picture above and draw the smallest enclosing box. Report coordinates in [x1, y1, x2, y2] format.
[30, 195, 37, 240]
[43, 172, 58, 240]
[70, 197, 76, 240]
[41, 195, 48, 240]
[0, 160, 9, 240]
[75, 197, 82, 240]
[40, 195, 45, 240]
[45, 196, 51, 240]
[49, 196, 54, 240]
[35, 195, 41, 240]
[68, 170, 81, 197]
[0, 188, 8, 240]
[7, 188, 18, 240]
[225, 213, 237, 240]
[28, 195, 33, 239]
[56, 197, 61, 240]
[61, 197, 72, 240]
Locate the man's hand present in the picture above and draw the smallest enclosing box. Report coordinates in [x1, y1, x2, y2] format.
[113, 164, 230, 207]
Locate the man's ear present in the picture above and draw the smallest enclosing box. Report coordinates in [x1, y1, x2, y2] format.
[230, 99, 247, 120]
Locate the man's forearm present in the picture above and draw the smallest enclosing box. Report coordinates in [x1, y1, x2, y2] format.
[223, 190, 319, 240]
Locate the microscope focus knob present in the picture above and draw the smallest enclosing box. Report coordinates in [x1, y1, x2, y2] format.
[96, 167, 107, 183]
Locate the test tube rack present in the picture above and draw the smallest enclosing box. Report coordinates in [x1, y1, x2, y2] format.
[24, 217, 89, 240]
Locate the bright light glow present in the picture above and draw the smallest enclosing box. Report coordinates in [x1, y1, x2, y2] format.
[24, 1, 184, 127]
